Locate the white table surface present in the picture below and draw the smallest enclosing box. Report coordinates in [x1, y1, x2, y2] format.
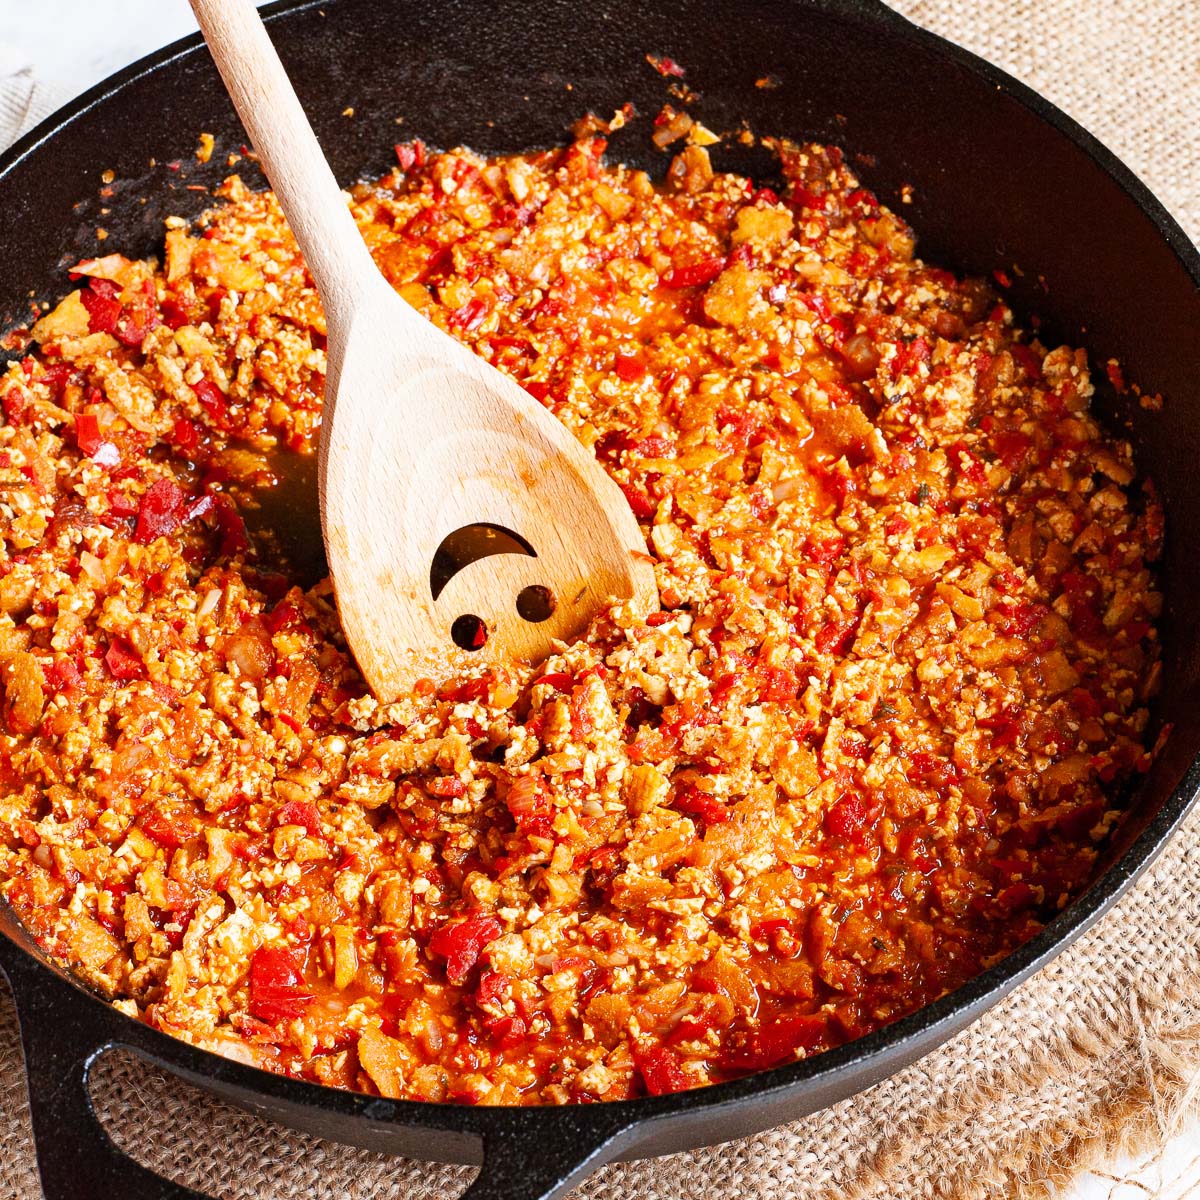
[2, 3, 1197, 1197]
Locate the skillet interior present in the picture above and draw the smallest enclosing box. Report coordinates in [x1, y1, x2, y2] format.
[1, 0, 1199, 1193]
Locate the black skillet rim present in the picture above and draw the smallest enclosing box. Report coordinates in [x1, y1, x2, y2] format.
[1, 0, 1198, 1153]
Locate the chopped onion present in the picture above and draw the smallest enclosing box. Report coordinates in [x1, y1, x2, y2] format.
[772, 476, 803, 503]
[197, 588, 221, 619]
[79, 551, 108, 587]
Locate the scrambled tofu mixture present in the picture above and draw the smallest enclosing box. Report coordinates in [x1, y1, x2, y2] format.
[0, 130, 1163, 1104]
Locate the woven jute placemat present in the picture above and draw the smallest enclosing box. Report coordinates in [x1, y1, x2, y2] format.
[2, 1, 1199, 1196]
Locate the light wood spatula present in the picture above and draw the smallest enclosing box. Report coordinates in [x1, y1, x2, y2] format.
[189, 0, 658, 702]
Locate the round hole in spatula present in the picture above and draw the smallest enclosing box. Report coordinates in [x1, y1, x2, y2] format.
[451, 614, 488, 651]
[516, 584, 556, 623]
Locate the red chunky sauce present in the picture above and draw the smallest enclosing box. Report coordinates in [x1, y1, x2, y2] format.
[0, 120, 1163, 1104]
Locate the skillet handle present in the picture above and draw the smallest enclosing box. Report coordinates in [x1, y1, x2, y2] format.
[460, 1114, 634, 1200]
[1, 932, 633, 1200]
[0, 938, 211, 1200]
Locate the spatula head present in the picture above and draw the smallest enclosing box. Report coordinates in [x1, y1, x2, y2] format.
[319, 287, 658, 701]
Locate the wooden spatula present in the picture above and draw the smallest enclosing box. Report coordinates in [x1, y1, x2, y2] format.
[189, 0, 658, 701]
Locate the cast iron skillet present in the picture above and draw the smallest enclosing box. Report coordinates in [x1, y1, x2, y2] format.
[1, 1, 1199, 1197]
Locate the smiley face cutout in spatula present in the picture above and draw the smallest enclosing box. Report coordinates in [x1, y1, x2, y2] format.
[189, 0, 659, 701]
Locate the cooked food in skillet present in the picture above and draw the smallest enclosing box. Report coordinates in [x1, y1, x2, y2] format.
[0, 124, 1163, 1104]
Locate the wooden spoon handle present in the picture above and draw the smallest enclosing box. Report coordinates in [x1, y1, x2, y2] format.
[189, 0, 385, 327]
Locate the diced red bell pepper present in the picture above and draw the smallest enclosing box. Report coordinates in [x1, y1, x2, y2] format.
[74, 413, 102, 455]
[1, 388, 28, 425]
[159, 296, 192, 330]
[647, 54, 686, 78]
[993, 429, 1032, 470]
[846, 187, 879, 211]
[749, 917, 794, 943]
[719, 1012, 828, 1072]
[114, 286, 159, 347]
[906, 751, 961, 789]
[814, 616, 859, 656]
[1069, 687, 1102, 719]
[484, 1014, 528, 1050]
[1122, 619, 1151, 643]
[632, 435, 674, 459]
[824, 791, 869, 841]
[193, 378, 231, 430]
[104, 637, 146, 681]
[620, 482, 656, 520]
[186, 492, 248, 558]
[448, 296, 488, 332]
[667, 1005, 723, 1045]
[107, 491, 139, 519]
[79, 285, 121, 334]
[394, 140, 427, 171]
[273, 712, 302, 735]
[979, 710, 1021, 750]
[756, 664, 800, 703]
[427, 776, 466, 798]
[275, 799, 322, 836]
[662, 256, 726, 289]
[428, 914, 502, 985]
[141, 807, 197, 849]
[213, 493, 249, 557]
[798, 291, 833, 322]
[614, 351, 645, 382]
[248, 945, 313, 1024]
[890, 335, 932, 379]
[634, 1044, 690, 1095]
[993, 599, 1045, 639]
[44, 657, 84, 695]
[173, 417, 200, 456]
[474, 968, 509, 1011]
[672, 785, 728, 825]
[1010, 342, 1043, 380]
[804, 533, 845, 566]
[259, 602, 300, 639]
[40, 363, 73, 396]
[135, 478, 189, 544]
[790, 186, 828, 212]
[441, 676, 490, 704]
[74, 413, 122, 467]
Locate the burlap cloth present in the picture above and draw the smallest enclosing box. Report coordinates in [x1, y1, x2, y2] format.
[2, 1, 1199, 1197]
